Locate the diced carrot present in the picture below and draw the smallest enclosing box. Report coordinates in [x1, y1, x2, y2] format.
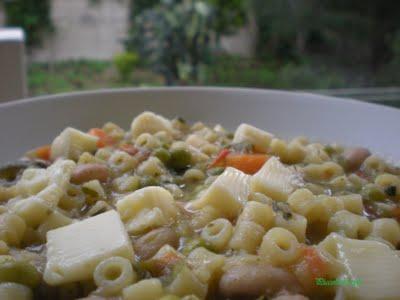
[142, 251, 181, 276]
[225, 153, 269, 174]
[119, 144, 139, 156]
[159, 252, 181, 266]
[34, 145, 51, 161]
[301, 246, 328, 280]
[88, 128, 115, 148]
[208, 148, 231, 169]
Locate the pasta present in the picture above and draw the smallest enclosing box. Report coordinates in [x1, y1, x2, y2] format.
[258, 227, 301, 266]
[50, 127, 98, 160]
[123, 278, 163, 300]
[187, 247, 225, 284]
[327, 210, 372, 239]
[0, 111, 399, 300]
[93, 256, 136, 296]
[368, 218, 400, 247]
[229, 220, 265, 253]
[201, 218, 233, 252]
[116, 186, 178, 234]
[232, 123, 273, 153]
[0, 282, 33, 300]
[188, 167, 250, 219]
[250, 156, 302, 201]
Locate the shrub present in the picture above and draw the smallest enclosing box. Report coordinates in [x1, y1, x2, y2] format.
[125, 0, 215, 85]
[3, 0, 54, 48]
[113, 52, 139, 81]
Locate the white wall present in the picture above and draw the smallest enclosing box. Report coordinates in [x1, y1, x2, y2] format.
[31, 0, 129, 62]
[1, 0, 255, 62]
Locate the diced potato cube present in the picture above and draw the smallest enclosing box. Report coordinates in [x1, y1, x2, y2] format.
[44, 210, 133, 285]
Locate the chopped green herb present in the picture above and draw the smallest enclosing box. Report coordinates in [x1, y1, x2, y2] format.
[272, 201, 292, 220]
[207, 167, 225, 176]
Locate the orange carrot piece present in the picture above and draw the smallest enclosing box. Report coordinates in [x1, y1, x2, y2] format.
[208, 149, 231, 169]
[88, 128, 114, 148]
[34, 145, 51, 161]
[159, 252, 180, 266]
[302, 246, 328, 280]
[225, 153, 269, 174]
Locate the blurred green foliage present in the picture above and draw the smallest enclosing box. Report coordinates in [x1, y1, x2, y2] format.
[113, 52, 140, 81]
[28, 60, 163, 96]
[126, 0, 215, 84]
[207, 0, 247, 39]
[204, 55, 345, 89]
[2, 0, 54, 48]
[252, 0, 400, 71]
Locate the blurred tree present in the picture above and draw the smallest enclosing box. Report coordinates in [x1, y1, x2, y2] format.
[2, 0, 54, 48]
[129, 0, 159, 16]
[324, 0, 400, 70]
[207, 0, 247, 42]
[126, 0, 215, 85]
[128, 0, 247, 46]
[252, 0, 400, 70]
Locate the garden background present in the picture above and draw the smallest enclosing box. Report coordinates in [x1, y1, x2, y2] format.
[1, 0, 399, 106]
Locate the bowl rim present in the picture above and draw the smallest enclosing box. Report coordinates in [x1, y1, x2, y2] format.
[0, 86, 399, 113]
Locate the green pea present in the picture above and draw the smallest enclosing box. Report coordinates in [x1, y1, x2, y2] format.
[0, 259, 40, 287]
[362, 184, 386, 202]
[168, 149, 192, 170]
[153, 148, 171, 164]
[140, 176, 159, 187]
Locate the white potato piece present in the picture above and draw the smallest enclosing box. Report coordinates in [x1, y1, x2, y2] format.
[44, 210, 134, 285]
[51, 127, 98, 160]
[251, 157, 302, 201]
[233, 123, 273, 153]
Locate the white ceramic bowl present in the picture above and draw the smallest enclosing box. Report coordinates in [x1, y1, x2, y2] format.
[0, 87, 399, 164]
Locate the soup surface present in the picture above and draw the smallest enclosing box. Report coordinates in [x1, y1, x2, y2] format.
[0, 111, 400, 300]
